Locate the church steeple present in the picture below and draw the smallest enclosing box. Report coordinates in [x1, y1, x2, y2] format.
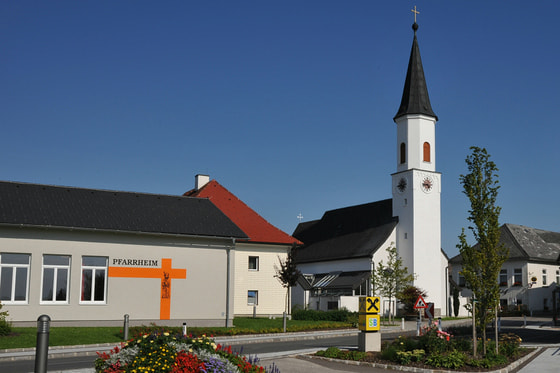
[394, 22, 438, 121]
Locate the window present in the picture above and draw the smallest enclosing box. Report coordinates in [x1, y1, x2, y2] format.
[41, 255, 70, 303]
[247, 290, 258, 305]
[400, 143, 406, 164]
[81, 256, 108, 303]
[0, 253, 30, 303]
[556, 270, 559, 284]
[458, 274, 466, 287]
[542, 269, 547, 286]
[248, 256, 259, 271]
[423, 142, 431, 162]
[499, 269, 508, 287]
[513, 268, 522, 286]
[327, 301, 338, 310]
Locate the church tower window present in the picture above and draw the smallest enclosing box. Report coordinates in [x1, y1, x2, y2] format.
[400, 143, 406, 164]
[423, 142, 431, 162]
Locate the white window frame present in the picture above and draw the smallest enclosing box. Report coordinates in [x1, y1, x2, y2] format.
[41, 255, 71, 304]
[248, 256, 259, 271]
[80, 256, 108, 304]
[0, 253, 31, 304]
[542, 269, 547, 286]
[247, 290, 258, 305]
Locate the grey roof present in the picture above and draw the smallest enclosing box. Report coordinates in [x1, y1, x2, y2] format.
[0, 181, 248, 239]
[293, 199, 398, 264]
[449, 224, 560, 264]
[394, 23, 438, 121]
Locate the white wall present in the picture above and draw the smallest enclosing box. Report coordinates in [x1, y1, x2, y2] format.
[233, 242, 288, 316]
[1, 227, 235, 326]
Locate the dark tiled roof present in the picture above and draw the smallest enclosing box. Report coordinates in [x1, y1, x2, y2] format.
[184, 180, 301, 245]
[394, 23, 438, 121]
[449, 224, 560, 264]
[0, 181, 248, 239]
[293, 199, 398, 263]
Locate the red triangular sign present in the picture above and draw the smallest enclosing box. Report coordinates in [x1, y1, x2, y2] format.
[414, 295, 427, 309]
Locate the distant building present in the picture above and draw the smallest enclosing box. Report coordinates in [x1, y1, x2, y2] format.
[450, 224, 560, 316]
[185, 175, 301, 317]
[292, 21, 449, 316]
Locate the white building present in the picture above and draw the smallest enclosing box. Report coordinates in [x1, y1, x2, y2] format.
[450, 224, 560, 316]
[184, 175, 301, 317]
[0, 180, 247, 327]
[292, 21, 449, 316]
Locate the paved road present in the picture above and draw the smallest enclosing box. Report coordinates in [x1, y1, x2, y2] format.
[1, 317, 558, 372]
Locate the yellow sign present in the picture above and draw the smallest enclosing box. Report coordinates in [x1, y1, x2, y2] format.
[359, 314, 380, 331]
[359, 296, 380, 314]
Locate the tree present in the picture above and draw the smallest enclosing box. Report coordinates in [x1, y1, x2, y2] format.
[457, 146, 509, 356]
[371, 244, 415, 324]
[400, 285, 427, 316]
[274, 244, 302, 315]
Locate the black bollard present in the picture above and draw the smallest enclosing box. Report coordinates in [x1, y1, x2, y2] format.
[123, 314, 129, 340]
[34, 314, 50, 373]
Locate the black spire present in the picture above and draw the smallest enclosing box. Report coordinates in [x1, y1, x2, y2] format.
[394, 23, 438, 121]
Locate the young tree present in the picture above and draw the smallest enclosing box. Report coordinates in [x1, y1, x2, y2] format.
[457, 146, 508, 356]
[274, 243, 302, 315]
[372, 244, 415, 324]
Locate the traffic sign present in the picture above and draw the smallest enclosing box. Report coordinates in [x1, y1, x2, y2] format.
[413, 295, 428, 309]
[424, 302, 435, 319]
[359, 296, 380, 314]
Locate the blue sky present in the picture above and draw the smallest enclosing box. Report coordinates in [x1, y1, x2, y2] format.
[1, 1, 558, 258]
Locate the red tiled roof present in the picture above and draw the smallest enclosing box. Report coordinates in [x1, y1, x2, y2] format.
[185, 180, 302, 245]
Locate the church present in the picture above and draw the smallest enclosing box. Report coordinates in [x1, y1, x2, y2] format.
[292, 20, 449, 317]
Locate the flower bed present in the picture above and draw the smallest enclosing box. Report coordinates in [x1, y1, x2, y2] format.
[315, 326, 531, 371]
[95, 332, 278, 373]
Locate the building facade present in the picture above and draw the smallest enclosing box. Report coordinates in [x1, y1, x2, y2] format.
[0, 181, 247, 326]
[450, 224, 560, 316]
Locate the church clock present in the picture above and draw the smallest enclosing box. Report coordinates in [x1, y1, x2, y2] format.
[397, 177, 408, 193]
[421, 175, 434, 193]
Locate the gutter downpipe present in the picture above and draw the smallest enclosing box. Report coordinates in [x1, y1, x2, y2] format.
[225, 238, 235, 327]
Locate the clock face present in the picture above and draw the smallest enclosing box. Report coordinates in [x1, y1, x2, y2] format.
[397, 177, 407, 193]
[421, 176, 434, 192]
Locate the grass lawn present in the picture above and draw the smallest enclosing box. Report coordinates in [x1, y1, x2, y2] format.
[0, 317, 354, 350]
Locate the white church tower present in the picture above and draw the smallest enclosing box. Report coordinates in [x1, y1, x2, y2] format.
[391, 21, 446, 315]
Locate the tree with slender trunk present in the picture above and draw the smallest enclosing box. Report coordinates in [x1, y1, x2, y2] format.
[457, 146, 509, 356]
[372, 244, 415, 324]
[274, 243, 302, 316]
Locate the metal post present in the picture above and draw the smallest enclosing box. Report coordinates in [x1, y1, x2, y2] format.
[495, 305, 499, 355]
[123, 314, 129, 341]
[438, 317, 442, 331]
[416, 316, 421, 336]
[523, 315, 527, 327]
[401, 317, 405, 330]
[253, 304, 257, 319]
[34, 314, 50, 373]
[182, 322, 187, 336]
[283, 312, 287, 333]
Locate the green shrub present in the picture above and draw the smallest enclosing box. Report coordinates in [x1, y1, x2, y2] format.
[0, 301, 11, 336]
[396, 349, 425, 364]
[316, 347, 366, 361]
[426, 351, 466, 369]
[292, 308, 354, 322]
[499, 333, 522, 357]
[380, 345, 399, 362]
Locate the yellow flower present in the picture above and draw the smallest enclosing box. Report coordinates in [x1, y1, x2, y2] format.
[164, 332, 169, 336]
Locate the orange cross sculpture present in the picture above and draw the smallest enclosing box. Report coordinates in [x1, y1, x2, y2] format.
[108, 258, 187, 320]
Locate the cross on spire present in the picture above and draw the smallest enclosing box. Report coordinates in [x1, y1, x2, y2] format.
[411, 6, 420, 23]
